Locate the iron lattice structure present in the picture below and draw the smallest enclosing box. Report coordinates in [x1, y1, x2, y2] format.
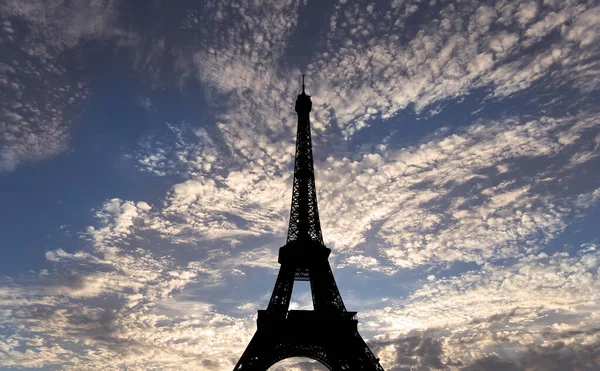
[234, 78, 385, 371]
[286, 81, 323, 245]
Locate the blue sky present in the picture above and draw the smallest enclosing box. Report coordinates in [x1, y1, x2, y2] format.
[1, 0, 599, 370]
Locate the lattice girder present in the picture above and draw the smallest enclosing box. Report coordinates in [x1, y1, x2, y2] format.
[233, 311, 384, 371]
[266, 242, 347, 314]
[287, 91, 324, 245]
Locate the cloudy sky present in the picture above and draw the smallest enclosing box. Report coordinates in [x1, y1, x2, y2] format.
[1, 0, 599, 370]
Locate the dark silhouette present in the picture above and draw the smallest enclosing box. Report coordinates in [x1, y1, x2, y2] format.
[234, 77, 384, 370]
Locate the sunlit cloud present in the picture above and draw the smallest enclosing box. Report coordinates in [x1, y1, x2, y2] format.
[1, 0, 599, 369]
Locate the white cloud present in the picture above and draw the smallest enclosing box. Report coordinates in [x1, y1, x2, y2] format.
[130, 0, 600, 271]
[0, 54, 89, 172]
[3, 0, 600, 369]
[0, 0, 132, 172]
[362, 248, 600, 369]
[1, 195, 247, 369]
[517, 1, 539, 25]
[315, 113, 599, 269]
[305, 0, 600, 135]
[82, 198, 153, 249]
[136, 110, 599, 272]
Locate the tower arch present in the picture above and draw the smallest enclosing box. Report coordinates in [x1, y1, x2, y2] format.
[266, 355, 332, 370]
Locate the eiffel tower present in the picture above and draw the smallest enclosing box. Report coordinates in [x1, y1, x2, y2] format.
[234, 77, 385, 370]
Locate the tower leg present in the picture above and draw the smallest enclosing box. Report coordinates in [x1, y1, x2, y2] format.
[266, 265, 295, 313]
[233, 316, 384, 371]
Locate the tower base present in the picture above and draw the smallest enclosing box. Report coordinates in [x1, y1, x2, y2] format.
[234, 310, 384, 370]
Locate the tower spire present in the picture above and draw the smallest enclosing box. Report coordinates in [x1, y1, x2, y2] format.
[302, 74, 305, 94]
[287, 76, 323, 244]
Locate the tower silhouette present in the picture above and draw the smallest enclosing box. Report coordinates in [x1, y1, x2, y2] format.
[233, 77, 385, 370]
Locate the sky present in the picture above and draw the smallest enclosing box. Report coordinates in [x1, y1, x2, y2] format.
[0, 0, 599, 370]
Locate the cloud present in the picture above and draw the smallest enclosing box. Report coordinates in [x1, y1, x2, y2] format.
[360, 247, 600, 369]
[138, 109, 599, 272]
[306, 0, 600, 136]
[325, 113, 599, 268]
[135, 123, 222, 177]
[0, 0, 140, 173]
[1, 197, 251, 369]
[270, 358, 329, 371]
[82, 198, 153, 249]
[3, 0, 600, 369]
[363, 249, 600, 332]
[111, 106, 600, 368]
[371, 332, 600, 371]
[0, 0, 129, 56]
[378, 333, 454, 370]
[0, 43, 89, 172]
[126, 0, 600, 273]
